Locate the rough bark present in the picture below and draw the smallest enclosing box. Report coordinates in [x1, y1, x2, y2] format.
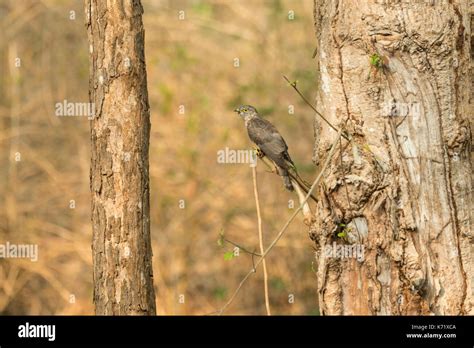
[86, 0, 156, 315]
[311, 0, 472, 315]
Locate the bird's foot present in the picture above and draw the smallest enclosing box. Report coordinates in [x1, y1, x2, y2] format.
[254, 147, 265, 159]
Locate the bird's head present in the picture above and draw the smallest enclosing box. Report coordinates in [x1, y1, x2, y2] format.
[233, 105, 258, 120]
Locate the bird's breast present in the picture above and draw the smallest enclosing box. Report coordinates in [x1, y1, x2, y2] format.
[244, 117, 252, 128]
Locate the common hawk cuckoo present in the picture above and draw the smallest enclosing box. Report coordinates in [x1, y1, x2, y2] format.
[234, 105, 316, 201]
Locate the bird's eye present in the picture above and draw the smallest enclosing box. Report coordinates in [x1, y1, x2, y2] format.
[243, 108, 248, 112]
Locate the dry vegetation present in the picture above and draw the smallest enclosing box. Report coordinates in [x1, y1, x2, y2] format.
[0, 0, 321, 315]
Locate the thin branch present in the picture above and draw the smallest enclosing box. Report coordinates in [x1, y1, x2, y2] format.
[252, 166, 271, 316]
[222, 237, 262, 257]
[216, 128, 343, 315]
[292, 178, 313, 226]
[283, 75, 350, 141]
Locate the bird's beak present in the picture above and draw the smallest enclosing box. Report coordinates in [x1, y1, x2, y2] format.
[233, 108, 239, 113]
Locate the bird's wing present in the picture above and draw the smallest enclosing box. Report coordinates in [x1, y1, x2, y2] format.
[247, 117, 292, 168]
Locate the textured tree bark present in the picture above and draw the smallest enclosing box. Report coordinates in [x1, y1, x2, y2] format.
[86, 0, 156, 315]
[311, 0, 472, 315]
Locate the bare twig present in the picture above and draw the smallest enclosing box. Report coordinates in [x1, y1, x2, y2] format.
[292, 179, 312, 226]
[252, 166, 271, 316]
[222, 237, 262, 257]
[216, 129, 343, 315]
[283, 75, 350, 141]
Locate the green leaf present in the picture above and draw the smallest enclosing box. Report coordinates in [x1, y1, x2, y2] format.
[370, 53, 383, 68]
[337, 231, 347, 238]
[224, 251, 234, 261]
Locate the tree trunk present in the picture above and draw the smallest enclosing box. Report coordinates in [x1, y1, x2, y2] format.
[311, 0, 472, 315]
[86, 0, 156, 315]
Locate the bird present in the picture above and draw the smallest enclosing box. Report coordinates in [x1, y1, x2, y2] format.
[234, 104, 317, 202]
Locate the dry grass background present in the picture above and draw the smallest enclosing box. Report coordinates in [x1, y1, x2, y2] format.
[0, 0, 320, 315]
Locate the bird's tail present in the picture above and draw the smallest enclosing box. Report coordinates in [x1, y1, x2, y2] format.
[282, 174, 294, 191]
[288, 169, 318, 203]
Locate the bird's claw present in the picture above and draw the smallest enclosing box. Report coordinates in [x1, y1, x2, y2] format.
[254, 148, 265, 159]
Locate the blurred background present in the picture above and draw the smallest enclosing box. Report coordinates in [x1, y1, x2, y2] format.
[0, 0, 320, 315]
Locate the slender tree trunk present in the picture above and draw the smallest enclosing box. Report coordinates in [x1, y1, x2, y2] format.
[86, 0, 156, 315]
[312, 0, 472, 315]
